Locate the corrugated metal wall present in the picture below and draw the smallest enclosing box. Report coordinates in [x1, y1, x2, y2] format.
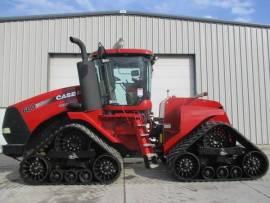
[0, 14, 270, 144]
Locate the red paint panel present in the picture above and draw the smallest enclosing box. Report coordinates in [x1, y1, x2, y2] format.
[91, 48, 153, 57]
[162, 97, 230, 154]
[13, 86, 80, 133]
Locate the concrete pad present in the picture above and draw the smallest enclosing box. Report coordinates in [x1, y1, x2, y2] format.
[124, 146, 270, 203]
[0, 156, 124, 203]
[124, 163, 270, 203]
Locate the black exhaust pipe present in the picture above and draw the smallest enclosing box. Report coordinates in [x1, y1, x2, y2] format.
[69, 36, 102, 111]
[69, 36, 88, 63]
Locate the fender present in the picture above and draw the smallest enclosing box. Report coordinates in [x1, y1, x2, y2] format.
[163, 105, 230, 153]
[67, 111, 120, 143]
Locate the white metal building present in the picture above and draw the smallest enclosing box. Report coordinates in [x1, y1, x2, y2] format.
[0, 10, 270, 147]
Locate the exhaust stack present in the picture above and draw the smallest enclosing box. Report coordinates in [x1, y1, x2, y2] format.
[69, 36, 102, 111]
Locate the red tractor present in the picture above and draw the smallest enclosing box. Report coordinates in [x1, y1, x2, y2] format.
[2, 37, 268, 184]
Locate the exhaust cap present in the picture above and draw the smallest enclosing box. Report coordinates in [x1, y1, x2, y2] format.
[69, 36, 75, 43]
[69, 36, 88, 63]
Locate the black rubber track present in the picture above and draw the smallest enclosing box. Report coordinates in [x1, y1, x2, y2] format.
[21, 121, 123, 185]
[167, 122, 269, 182]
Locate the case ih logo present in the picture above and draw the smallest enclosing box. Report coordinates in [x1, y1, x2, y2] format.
[56, 91, 77, 101]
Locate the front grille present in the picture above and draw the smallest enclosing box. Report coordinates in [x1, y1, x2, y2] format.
[2, 107, 30, 144]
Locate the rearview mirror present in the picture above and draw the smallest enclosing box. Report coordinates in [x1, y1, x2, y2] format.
[151, 56, 158, 65]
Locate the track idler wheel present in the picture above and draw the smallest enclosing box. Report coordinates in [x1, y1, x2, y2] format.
[201, 166, 215, 179]
[54, 127, 90, 152]
[79, 169, 93, 184]
[49, 169, 63, 183]
[20, 155, 50, 184]
[242, 151, 269, 178]
[216, 166, 229, 179]
[230, 166, 242, 178]
[203, 125, 235, 148]
[64, 170, 78, 184]
[93, 154, 121, 184]
[171, 152, 200, 181]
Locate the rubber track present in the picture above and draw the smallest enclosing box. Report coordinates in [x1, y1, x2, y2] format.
[167, 121, 269, 182]
[22, 122, 123, 183]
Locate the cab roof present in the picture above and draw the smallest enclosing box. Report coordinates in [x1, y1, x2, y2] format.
[91, 48, 153, 57]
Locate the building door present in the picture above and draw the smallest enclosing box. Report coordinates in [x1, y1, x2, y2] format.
[49, 55, 80, 90]
[152, 55, 195, 116]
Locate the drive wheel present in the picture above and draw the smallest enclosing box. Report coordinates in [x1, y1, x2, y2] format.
[93, 154, 121, 184]
[172, 152, 200, 181]
[242, 151, 268, 178]
[54, 127, 90, 152]
[64, 170, 78, 184]
[49, 169, 63, 184]
[20, 155, 50, 184]
[79, 169, 93, 184]
[216, 166, 229, 179]
[203, 125, 235, 148]
[230, 166, 242, 178]
[201, 166, 215, 179]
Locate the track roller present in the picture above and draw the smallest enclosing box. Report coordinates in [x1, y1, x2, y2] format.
[201, 166, 215, 179]
[64, 170, 78, 184]
[93, 154, 121, 184]
[230, 166, 242, 178]
[170, 152, 200, 181]
[79, 169, 93, 184]
[216, 166, 229, 179]
[49, 169, 63, 183]
[19, 155, 50, 184]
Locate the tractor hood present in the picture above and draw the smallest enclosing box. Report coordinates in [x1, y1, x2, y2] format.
[2, 86, 81, 145]
[159, 96, 229, 145]
[159, 96, 223, 118]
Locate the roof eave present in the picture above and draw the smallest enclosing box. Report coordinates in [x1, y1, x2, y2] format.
[0, 10, 269, 29]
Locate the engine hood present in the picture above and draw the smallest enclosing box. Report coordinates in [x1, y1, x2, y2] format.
[7, 86, 81, 133]
[159, 96, 223, 118]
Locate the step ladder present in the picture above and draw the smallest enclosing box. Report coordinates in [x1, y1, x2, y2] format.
[134, 119, 158, 169]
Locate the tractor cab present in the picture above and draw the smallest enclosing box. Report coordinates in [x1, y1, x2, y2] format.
[91, 48, 155, 111]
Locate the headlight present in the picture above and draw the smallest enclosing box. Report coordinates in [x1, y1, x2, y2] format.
[2, 128, 11, 134]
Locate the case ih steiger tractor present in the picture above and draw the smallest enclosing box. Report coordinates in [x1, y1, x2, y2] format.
[2, 37, 268, 184]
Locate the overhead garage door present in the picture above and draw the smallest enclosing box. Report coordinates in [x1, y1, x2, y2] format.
[152, 56, 195, 116]
[49, 55, 195, 116]
[49, 55, 80, 90]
